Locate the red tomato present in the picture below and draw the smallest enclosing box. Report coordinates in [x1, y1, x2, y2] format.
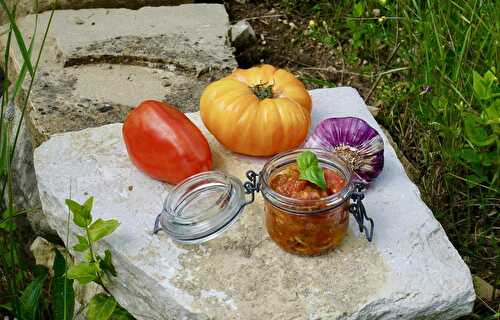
[325, 169, 346, 194]
[123, 100, 212, 184]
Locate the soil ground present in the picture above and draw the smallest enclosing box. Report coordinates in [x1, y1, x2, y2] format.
[227, 1, 373, 97]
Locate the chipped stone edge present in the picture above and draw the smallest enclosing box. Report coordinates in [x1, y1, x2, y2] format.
[325, 87, 475, 320]
[36, 175, 208, 320]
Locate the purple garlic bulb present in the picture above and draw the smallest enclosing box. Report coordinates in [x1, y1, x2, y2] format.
[305, 117, 384, 184]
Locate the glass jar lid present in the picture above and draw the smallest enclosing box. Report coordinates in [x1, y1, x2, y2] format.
[154, 171, 247, 244]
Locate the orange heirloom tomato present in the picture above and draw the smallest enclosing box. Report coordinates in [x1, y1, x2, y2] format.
[123, 100, 212, 184]
[200, 64, 312, 156]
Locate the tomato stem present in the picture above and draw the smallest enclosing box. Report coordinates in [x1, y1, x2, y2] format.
[252, 82, 274, 100]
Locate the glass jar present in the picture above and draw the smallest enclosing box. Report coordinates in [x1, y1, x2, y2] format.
[260, 149, 354, 256]
[154, 148, 374, 255]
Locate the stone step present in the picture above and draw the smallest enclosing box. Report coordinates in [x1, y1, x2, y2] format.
[33, 88, 475, 319]
[1, 4, 236, 235]
[0, 0, 193, 24]
[4, 4, 235, 146]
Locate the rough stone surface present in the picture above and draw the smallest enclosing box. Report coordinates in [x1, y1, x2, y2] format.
[30, 236, 64, 275]
[229, 20, 256, 48]
[1, 4, 236, 235]
[2, 4, 236, 145]
[10, 106, 57, 237]
[0, 0, 192, 24]
[34, 88, 475, 319]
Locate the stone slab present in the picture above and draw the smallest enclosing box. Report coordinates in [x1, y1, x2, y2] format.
[34, 88, 475, 319]
[1, 4, 236, 235]
[0, 0, 192, 25]
[1, 4, 236, 146]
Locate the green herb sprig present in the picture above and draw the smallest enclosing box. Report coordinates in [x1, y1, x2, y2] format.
[297, 151, 327, 190]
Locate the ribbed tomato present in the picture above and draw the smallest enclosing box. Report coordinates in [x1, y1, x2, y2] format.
[123, 100, 212, 184]
[200, 64, 312, 156]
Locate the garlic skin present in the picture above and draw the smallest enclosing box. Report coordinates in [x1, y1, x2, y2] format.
[305, 117, 384, 184]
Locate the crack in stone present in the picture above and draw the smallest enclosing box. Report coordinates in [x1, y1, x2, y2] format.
[63, 35, 235, 79]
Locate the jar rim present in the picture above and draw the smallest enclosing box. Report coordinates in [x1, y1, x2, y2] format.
[159, 170, 246, 243]
[260, 148, 355, 214]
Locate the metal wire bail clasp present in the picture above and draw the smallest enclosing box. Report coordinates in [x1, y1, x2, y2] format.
[242, 170, 260, 207]
[349, 183, 374, 242]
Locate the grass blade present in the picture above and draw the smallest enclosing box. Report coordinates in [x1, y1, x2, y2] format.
[0, 0, 34, 77]
[9, 8, 54, 169]
[426, 0, 444, 61]
[1, 26, 12, 133]
[0, 121, 9, 178]
[452, 0, 476, 82]
[9, 12, 38, 105]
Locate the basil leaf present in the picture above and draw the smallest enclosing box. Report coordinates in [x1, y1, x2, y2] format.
[296, 151, 327, 190]
[297, 150, 317, 172]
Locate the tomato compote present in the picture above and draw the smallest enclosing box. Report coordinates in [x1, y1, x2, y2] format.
[265, 164, 349, 256]
[269, 165, 346, 200]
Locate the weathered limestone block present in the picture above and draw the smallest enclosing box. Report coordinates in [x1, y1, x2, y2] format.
[34, 88, 475, 319]
[10, 105, 54, 236]
[1, 4, 236, 235]
[30, 236, 64, 274]
[0, 0, 192, 24]
[3, 5, 235, 144]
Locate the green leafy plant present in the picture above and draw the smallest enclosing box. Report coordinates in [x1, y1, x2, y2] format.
[346, 2, 366, 50]
[64, 197, 132, 320]
[297, 151, 327, 190]
[306, 20, 337, 48]
[464, 70, 499, 146]
[459, 69, 500, 187]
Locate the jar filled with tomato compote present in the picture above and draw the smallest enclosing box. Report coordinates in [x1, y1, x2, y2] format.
[261, 149, 360, 256]
[154, 148, 373, 256]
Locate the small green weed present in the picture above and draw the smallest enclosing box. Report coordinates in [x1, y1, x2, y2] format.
[459, 69, 499, 188]
[64, 197, 133, 320]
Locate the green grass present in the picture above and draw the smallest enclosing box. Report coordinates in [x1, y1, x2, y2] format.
[277, 0, 499, 317]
